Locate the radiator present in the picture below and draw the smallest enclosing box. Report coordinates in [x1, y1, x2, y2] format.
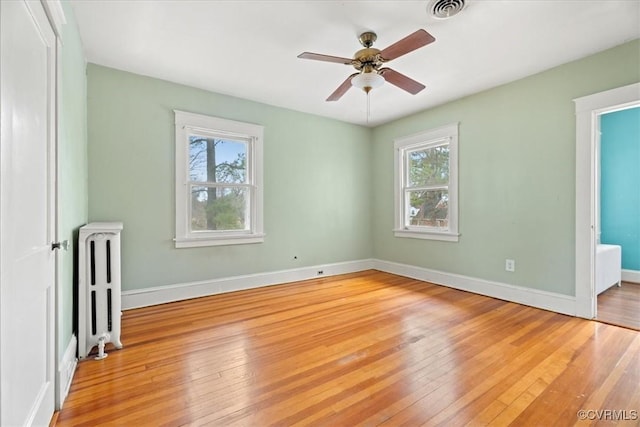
[596, 244, 622, 295]
[78, 222, 124, 359]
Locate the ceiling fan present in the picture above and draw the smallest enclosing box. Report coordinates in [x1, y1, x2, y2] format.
[298, 29, 435, 101]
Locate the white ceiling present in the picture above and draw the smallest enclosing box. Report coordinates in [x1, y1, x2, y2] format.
[70, 0, 640, 127]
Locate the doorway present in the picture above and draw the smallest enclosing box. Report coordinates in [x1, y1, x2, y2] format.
[595, 106, 640, 330]
[574, 82, 640, 322]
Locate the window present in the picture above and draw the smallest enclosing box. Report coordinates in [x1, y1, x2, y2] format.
[175, 110, 264, 248]
[394, 123, 459, 242]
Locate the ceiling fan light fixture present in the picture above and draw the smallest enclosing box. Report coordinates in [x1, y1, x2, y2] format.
[351, 72, 385, 93]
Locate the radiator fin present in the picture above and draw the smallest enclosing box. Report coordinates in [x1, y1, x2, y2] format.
[107, 288, 112, 332]
[90, 241, 96, 285]
[91, 290, 97, 335]
[106, 239, 111, 284]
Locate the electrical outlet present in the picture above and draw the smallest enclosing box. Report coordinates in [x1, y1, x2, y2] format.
[505, 259, 515, 272]
[317, 270, 324, 275]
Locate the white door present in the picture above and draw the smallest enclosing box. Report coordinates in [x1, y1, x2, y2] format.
[1, 1, 57, 425]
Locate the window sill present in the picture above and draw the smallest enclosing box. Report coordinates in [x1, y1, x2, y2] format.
[175, 233, 265, 248]
[393, 229, 459, 242]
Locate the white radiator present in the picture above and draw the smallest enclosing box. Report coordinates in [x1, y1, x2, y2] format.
[78, 222, 124, 359]
[596, 244, 622, 295]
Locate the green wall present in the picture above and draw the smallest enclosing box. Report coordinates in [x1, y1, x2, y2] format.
[86, 39, 639, 298]
[372, 39, 640, 296]
[58, 1, 88, 358]
[87, 64, 373, 290]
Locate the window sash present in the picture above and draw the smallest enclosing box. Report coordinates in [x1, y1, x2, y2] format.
[403, 188, 450, 231]
[183, 133, 255, 234]
[401, 142, 451, 230]
[404, 141, 450, 189]
[186, 134, 253, 185]
[189, 184, 253, 234]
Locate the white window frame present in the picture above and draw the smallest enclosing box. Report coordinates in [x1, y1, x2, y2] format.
[174, 110, 264, 248]
[393, 122, 459, 242]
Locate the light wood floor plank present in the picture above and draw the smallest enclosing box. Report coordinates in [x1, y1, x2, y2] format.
[597, 282, 640, 330]
[55, 271, 640, 426]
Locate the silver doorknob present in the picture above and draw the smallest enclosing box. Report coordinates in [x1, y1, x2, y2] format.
[51, 240, 69, 251]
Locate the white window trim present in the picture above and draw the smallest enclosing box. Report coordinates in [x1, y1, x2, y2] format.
[393, 122, 459, 242]
[174, 110, 264, 248]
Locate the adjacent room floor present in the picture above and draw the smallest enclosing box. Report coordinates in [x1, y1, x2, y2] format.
[55, 271, 640, 426]
[597, 281, 640, 331]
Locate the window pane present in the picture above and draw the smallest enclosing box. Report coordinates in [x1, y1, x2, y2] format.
[408, 145, 449, 187]
[189, 136, 247, 184]
[191, 186, 249, 231]
[407, 189, 449, 229]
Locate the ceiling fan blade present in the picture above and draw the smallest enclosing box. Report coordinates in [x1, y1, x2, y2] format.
[379, 29, 435, 61]
[326, 73, 359, 101]
[379, 68, 425, 95]
[297, 52, 353, 65]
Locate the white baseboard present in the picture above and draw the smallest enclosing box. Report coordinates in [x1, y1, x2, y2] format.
[122, 259, 375, 309]
[622, 269, 640, 284]
[57, 334, 77, 409]
[373, 259, 576, 316]
[121, 258, 576, 316]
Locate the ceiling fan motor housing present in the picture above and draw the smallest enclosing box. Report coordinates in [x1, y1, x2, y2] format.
[354, 48, 382, 71]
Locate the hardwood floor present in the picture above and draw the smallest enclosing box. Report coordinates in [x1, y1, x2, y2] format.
[56, 271, 640, 426]
[597, 281, 640, 330]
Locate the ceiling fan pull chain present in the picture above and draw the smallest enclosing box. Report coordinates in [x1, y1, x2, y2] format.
[366, 91, 370, 124]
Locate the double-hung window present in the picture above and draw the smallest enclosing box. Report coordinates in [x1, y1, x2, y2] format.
[394, 123, 459, 242]
[175, 110, 264, 248]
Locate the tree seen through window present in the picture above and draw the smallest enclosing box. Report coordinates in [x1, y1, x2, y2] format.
[408, 144, 449, 228]
[188, 136, 248, 231]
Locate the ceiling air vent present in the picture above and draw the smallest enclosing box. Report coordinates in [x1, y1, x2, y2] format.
[428, 0, 466, 19]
